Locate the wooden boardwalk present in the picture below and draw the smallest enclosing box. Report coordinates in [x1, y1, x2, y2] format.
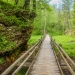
[29, 35, 61, 75]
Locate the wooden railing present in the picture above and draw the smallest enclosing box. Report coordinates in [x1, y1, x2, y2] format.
[1, 35, 45, 75]
[51, 38, 75, 75]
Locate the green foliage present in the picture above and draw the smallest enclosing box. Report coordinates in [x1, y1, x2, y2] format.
[0, 1, 30, 29]
[72, 18, 75, 25]
[1, 0, 15, 5]
[0, 58, 5, 64]
[17, 67, 28, 75]
[46, 8, 63, 35]
[53, 35, 75, 43]
[53, 35, 75, 58]
[28, 35, 42, 46]
[1, 0, 25, 7]
[0, 14, 29, 30]
[0, 36, 7, 50]
[0, 1, 15, 11]
[0, 36, 16, 51]
[33, 2, 63, 35]
[0, 1, 23, 51]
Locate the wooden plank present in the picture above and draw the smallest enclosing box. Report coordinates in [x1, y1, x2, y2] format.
[28, 35, 61, 75]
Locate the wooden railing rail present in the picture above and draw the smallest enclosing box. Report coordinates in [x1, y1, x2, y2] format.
[1, 35, 45, 75]
[51, 38, 75, 75]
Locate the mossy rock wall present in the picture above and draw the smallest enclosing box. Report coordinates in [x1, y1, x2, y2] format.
[0, 1, 33, 63]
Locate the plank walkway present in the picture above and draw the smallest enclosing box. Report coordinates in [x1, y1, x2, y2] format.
[29, 35, 61, 75]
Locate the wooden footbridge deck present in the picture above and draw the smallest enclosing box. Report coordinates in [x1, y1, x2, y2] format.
[29, 35, 61, 75]
[1, 34, 75, 75]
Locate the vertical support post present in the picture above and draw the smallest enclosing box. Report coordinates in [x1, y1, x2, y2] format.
[50, 36, 52, 45]
[58, 51, 61, 65]
[52, 39, 55, 49]
[40, 37, 42, 44]
[44, 11, 46, 35]
[58, 44, 62, 65]
[32, 51, 35, 60]
[44, 15, 46, 35]
[35, 46, 38, 54]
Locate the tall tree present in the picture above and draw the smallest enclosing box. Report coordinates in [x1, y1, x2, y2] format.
[30, 0, 36, 19]
[62, 0, 74, 35]
[33, 0, 36, 11]
[23, 0, 30, 12]
[15, 0, 18, 5]
[72, 0, 75, 25]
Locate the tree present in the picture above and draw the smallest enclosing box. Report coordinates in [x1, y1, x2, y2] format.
[72, 0, 75, 25]
[33, 0, 36, 11]
[15, 0, 18, 5]
[62, 0, 72, 30]
[23, 0, 30, 12]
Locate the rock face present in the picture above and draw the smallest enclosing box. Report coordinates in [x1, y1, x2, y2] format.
[0, 24, 32, 51]
[0, 1, 33, 63]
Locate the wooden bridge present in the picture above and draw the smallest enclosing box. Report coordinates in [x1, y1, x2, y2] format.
[1, 34, 75, 75]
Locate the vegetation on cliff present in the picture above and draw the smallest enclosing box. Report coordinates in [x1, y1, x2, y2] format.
[0, 0, 36, 64]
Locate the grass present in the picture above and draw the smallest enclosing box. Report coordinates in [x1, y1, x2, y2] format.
[17, 67, 28, 75]
[28, 35, 42, 46]
[53, 35, 75, 59]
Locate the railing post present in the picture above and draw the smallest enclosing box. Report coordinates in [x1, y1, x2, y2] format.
[52, 39, 55, 49]
[32, 51, 35, 60]
[58, 44, 62, 65]
[50, 36, 53, 47]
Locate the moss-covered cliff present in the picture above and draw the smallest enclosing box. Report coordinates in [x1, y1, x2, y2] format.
[0, 1, 34, 63]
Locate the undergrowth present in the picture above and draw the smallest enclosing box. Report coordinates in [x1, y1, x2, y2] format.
[53, 35, 75, 59]
[28, 35, 42, 46]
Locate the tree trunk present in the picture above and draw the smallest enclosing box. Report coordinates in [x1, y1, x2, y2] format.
[23, 0, 30, 12]
[30, 0, 36, 20]
[33, 0, 36, 12]
[15, 0, 18, 5]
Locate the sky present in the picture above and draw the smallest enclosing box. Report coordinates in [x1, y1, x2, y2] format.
[49, 0, 63, 5]
[49, 0, 63, 8]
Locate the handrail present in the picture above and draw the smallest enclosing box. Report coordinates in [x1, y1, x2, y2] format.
[12, 48, 37, 75]
[54, 41, 75, 68]
[1, 35, 45, 75]
[51, 38, 75, 75]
